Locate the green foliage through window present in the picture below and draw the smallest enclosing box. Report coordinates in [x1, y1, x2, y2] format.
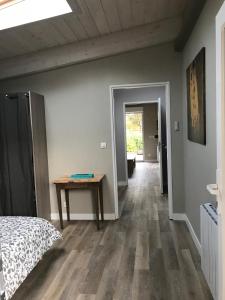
[126, 112, 143, 153]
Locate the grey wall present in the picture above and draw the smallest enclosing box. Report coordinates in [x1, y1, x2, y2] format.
[182, 0, 224, 238]
[0, 42, 184, 215]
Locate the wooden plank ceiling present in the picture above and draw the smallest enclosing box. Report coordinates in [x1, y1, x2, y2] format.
[0, 0, 207, 79]
[0, 0, 187, 60]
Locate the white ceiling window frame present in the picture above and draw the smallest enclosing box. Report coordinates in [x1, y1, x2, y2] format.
[0, 0, 72, 31]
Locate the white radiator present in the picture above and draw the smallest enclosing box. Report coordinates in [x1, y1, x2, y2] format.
[201, 203, 218, 300]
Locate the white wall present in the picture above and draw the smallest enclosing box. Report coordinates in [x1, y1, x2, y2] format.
[182, 0, 224, 238]
[0, 42, 184, 216]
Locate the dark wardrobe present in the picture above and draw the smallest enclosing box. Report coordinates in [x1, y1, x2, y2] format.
[0, 92, 50, 219]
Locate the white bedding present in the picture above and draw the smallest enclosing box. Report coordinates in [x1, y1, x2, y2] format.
[0, 252, 4, 300]
[0, 217, 61, 300]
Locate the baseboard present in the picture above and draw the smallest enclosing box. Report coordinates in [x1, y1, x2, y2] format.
[51, 213, 116, 221]
[171, 213, 201, 256]
[142, 159, 158, 163]
[118, 181, 128, 187]
[171, 213, 186, 221]
[184, 214, 202, 256]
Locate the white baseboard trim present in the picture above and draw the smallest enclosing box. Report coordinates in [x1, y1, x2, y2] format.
[184, 214, 202, 256]
[51, 213, 116, 221]
[171, 213, 201, 255]
[118, 181, 128, 187]
[171, 213, 186, 221]
[142, 159, 158, 163]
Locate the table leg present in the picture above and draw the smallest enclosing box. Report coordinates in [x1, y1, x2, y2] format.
[99, 182, 104, 222]
[92, 187, 100, 230]
[56, 185, 63, 230]
[65, 189, 70, 222]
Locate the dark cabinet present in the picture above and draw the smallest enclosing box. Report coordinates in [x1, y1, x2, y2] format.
[0, 92, 50, 219]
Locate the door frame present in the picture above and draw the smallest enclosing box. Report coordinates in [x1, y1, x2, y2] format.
[216, 4, 225, 299]
[110, 82, 173, 219]
[123, 99, 160, 186]
[157, 98, 164, 194]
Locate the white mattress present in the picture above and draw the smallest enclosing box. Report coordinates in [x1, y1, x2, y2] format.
[0, 251, 5, 300]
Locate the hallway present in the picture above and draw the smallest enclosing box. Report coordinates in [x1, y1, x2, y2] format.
[117, 162, 213, 299]
[13, 162, 212, 300]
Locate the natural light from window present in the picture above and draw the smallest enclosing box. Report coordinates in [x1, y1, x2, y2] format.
[0, 0, 72, 31]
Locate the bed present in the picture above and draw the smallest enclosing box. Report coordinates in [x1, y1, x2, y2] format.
[0, 252, 4, 300]
[0, 217, 61, 300]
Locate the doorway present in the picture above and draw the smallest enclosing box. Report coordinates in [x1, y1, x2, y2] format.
[124, 102, 162, 186]
[110, 82, 173, 219]
[125, 108, 144, 162]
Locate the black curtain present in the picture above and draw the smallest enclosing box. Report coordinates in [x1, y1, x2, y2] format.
[0, 93, 36, 216]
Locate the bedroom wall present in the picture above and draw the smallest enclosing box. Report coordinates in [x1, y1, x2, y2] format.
[182, 0, 224, 238]
[0, 42, 184, 217]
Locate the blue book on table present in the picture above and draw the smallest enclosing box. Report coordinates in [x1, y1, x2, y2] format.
[70, 173, 94, 179]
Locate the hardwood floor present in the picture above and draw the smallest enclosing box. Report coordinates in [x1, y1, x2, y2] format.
[12, 162, 213, 300]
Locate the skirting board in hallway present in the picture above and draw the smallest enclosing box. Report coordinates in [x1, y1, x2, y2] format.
[172, 213, 202, 256]
[118, 181, 128, 187]
[51, 213, 116, 221]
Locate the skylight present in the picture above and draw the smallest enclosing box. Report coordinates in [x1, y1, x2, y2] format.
[0, 0, 72, 31]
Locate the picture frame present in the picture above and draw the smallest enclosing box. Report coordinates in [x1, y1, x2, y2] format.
[186, 47, 206, 145]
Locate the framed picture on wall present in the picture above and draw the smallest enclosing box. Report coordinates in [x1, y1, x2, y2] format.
[186, 47, 206, 145]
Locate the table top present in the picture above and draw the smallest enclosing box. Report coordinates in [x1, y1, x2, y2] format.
[54, 174, 105, 184]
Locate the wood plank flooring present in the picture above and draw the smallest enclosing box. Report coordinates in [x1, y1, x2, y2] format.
[12, 162, 213, 300]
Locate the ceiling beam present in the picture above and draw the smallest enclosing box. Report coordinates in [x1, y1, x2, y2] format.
[0, 17, 182, 80]
[174, 0, 207, 52]
[66, 0, 81, 12]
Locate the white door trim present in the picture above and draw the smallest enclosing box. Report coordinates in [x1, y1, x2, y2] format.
[157, 98, 164, 193]
[109, 82, 173, 219]
[216, 4, 225, 299]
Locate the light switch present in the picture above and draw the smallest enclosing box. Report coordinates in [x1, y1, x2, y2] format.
[100, 142, 107, 149]
[174, 121, 180, 132]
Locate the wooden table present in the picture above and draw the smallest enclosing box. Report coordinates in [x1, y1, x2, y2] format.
[54, 175, 105, 230]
